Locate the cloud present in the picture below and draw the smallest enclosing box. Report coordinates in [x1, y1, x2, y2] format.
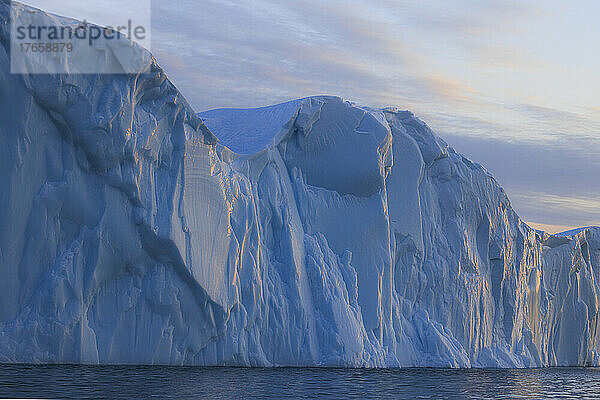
[507, 103, 600, 135]
[443, 133, 600, 193]
[418, 75, 483, 107]
[521, 193, 600, 214]
[150, 0, 525, 111]
[375, 0, 537, 35]
[510, 192, 600, 229]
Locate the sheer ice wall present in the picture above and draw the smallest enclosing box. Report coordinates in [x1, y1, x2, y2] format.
[1, 2, 599, 367]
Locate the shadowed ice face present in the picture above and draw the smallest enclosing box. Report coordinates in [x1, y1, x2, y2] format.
[283, 97, 393, 197]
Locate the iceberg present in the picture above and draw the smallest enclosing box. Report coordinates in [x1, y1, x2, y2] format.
[1, 1, 599, 367]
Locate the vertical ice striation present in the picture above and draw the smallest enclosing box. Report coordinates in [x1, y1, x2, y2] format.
[1, 1, 599, 367]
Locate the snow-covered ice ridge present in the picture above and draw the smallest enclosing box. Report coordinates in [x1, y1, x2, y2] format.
[1, 2, 600, 367]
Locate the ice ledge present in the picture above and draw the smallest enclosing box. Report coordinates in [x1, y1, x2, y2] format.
[200, 96, 422, 157]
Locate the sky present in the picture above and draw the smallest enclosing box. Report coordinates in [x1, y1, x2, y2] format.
[25, 0, 600, 233]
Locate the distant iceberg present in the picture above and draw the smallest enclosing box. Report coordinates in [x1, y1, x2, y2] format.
[1, 1, 599, 367]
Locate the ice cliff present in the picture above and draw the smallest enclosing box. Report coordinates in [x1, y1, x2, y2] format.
[1, 2, 599, 367]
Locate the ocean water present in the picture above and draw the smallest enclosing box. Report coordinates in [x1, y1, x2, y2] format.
[1, 365, 599, 399]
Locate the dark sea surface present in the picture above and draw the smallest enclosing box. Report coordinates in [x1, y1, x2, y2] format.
[0, 365, 599, 399]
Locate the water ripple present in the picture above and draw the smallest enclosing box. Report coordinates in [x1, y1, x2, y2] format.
[1, 365, 599, 399]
